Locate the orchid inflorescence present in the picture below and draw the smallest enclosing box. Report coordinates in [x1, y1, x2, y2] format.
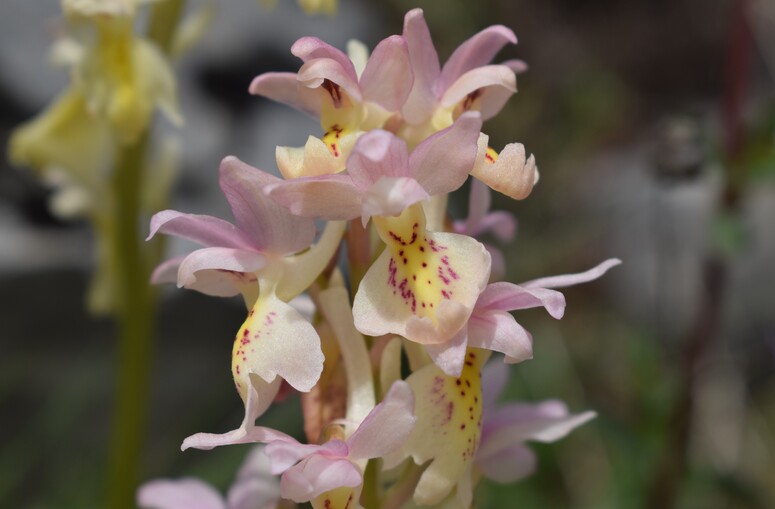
[141, 9, 620, 509]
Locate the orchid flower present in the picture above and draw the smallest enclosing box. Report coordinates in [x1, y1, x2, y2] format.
[186, 382, 415, 509]
[266, 112, 481, 224]
[399, 8, 522, 140]
[385, 354, 597, 508]
[249, 33, 413, 179]
[149, 157, 347, 444]
[475, 361, 596, 484]
[264, 381, 414, 508]
[453, 179, 517, 280]
[62, 0, 182, 143]
[400, 8, 538, 201]
[267, 112, 493, 346]
[426, 258, 623, 377]
[137, 446, 281, 509]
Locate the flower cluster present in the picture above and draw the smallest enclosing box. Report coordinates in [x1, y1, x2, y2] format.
[143, 9, 619, 508]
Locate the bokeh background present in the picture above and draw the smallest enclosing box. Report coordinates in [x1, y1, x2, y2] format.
[1, 1, 774, 508]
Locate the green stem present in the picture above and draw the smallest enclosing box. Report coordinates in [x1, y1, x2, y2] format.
[361, 459, 381, 509]
[105, 3, 185, 508]
[381, 463, 425, 509]
[105, 134, 155, 509]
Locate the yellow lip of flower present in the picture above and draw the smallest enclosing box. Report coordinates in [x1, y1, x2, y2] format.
[383, 349, 486, 506]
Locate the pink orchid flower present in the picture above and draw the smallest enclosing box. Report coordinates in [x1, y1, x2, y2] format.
[268, 112, 493, 347]
[400, 8, 523, 140]
[249, 35, 413, 179]
[426, 258, 623, 377]
[266, 111, 482, 225]
[476, 361, 596, 484]
[187, 381, 415, 509]
[149, 156, 347, 446]
[137, 446, 280, 509]
[384, 353, 597, 508]
[401, 8, 538, 201]
[149, 156, 315, 300]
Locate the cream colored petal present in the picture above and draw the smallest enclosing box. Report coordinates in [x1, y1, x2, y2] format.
[346, 39, 369, 78]
[276, 130, 360, 180]
[232, 284, 323, 402]
[471, 133, 538, 200]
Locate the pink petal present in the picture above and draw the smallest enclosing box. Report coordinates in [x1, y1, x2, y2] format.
[467, 310, 533, 364]
[520, 258, 622, 289]
[297, 58, 362, 103]
[248, 72, 322, 118]
[455, 178, 492, 234]
[137, 479, 225, 509]
[476, 282, 566, 319]
[480, 361, 509, 411]
[346, 130, 411, 191]
[181, 378, 290, 451]
[438, 25, 517, 93]
[409, 111, 482, 196]
[291, 37, 357, 82]
[479, 211, 517, 242]
[480, 400, 596, 458]
[424, 327, 469, 377]
[502, 59, 528, 74]
[401, 8, 441, 124]
[176, 247, 266, 291]
[454, 179, 517, 241]
[151, 256, 184, 286]
[361, 177, 430, 224]
[265, 174, 362, 220]
[279, 455, 362, 503]
[487, 243, 508, 281]
[360, 35, 413, 112]
[227, 447, 281, 509]
[227, 478, 279, 509]
[476, 443, 537, 484]
[219, 157, 317, 255]
[265, 440, 325, 474]
[147, 210, 251, 249]
[440, 65, 516, 121]
[346, 380, 416, 460]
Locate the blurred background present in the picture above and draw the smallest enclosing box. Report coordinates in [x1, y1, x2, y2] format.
[1, 0, 774, 508]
